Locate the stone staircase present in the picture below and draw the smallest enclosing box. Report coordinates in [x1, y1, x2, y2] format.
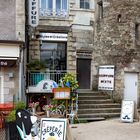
[77, 90, 121, 121]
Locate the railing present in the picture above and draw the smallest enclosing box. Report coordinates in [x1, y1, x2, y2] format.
[27, 70, 67, 86]
[40, 8, 68, 18]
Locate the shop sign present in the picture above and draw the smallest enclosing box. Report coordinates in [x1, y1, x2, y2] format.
[0, 60, 16, 67]
[29, 0, 39, 27]
[98, 65, 115, 90]
[40, 118, 67, 140]
[39, 33, 68, 41]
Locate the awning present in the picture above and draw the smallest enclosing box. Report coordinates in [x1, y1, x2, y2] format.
[0, 44, 20, 58]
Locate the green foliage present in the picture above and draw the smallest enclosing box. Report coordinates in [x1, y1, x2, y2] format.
[27, 59, 46, 71]
[6, 101, 26, 122]
[14, 101, 26, 110]
[62, 73, 79, 90]
[6, 110, 16, 122]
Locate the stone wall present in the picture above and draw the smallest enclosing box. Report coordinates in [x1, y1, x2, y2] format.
[0, 67, 19, 103]
[16, 0, 25, 41]
[0, 0, 25, 103]
[67, 26, 94, 74]
[93, 0, 140, 100]
[0, 0, 16, 40]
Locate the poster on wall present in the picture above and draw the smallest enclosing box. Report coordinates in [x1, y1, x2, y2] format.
[98, 65, 115, 91]
[120, 100, 134, 123]
[40, 118, 67, 140]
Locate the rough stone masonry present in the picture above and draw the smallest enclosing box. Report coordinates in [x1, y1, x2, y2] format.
[93, 0, 140, 104]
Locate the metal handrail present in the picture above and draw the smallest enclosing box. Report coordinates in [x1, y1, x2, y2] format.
[27, 70, 67, 86]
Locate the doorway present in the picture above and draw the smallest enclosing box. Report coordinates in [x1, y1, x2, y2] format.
[124, 72, 138, 105]
[77, 58, 91, 89]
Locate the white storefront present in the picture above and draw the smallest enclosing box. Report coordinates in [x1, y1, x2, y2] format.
[0, 41, 24, 104]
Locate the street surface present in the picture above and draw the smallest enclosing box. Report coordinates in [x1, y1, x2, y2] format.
[71, 118, 140, 140]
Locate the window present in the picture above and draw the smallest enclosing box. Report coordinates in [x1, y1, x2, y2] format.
[117, 14, 122, 23]
[40, 42, 66, 70]
[40, 0, 68, 17]
[80, 0, 90, 9]
[135, 23, 140, 45]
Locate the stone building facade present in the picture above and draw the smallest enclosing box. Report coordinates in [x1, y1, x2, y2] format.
[26, 0, 95, 105]
[0, 0, 25, 104]
[27, 0, 95, 88]
[93, 0, 140, 106]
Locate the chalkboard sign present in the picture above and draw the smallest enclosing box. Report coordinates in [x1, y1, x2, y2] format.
[121, 100, 134, 123]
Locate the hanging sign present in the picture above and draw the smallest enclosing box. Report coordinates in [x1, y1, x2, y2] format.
[121, 100, 134, 123]
[40, 118, 67, 140]
[39, 33, 68, 41]
[98, 65, 115, 90]
[28, 0, 39, 27]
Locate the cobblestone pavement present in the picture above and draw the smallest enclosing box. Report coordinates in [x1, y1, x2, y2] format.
[0, 128, 5, 140]
[71, 118, 140, 140]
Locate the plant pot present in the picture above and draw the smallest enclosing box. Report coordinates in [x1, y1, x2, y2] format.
[32, 107, 36, 116]
[46, 110, 50, 118]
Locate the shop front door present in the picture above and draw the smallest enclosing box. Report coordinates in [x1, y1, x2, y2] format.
[77, 59, 91, 89]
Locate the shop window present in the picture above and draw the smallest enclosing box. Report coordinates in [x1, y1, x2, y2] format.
[80, 0, 90, 9]
[40, 42, 66, 70]
[40, 0, 68, 17]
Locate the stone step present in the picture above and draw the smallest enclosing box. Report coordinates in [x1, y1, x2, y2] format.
[78, 103, 121, 109]
[78, 96, 109, 100]
[77, 90, 106, 95]
[78, 93, 107, 96]
[78, 99, 113, 104]
[76, 90, 121, 121]
[78, 92, 107, 97]
[78, 108, 121, 114]
[78, 117, 106, 121]
[77, 89, 102, 93]
[78, 112, 120, 119]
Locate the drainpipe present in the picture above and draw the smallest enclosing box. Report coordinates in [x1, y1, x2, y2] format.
[0, 70, 4, 103]
[18, 46, 23, 101]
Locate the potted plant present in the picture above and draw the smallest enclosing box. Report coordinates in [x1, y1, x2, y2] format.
[27, 59, 46, 72]
[27, 59, 46, 85]
[61, 73, 79, 98]
[28, 101, 39, 116]
[5, 101, 26, 140]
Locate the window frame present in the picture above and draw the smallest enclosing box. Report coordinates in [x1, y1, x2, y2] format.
[40, 42, 67, 70]
[40, 0, 68, 17]
[135, 23, 140, 45]
[80, 0, 90, 9]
